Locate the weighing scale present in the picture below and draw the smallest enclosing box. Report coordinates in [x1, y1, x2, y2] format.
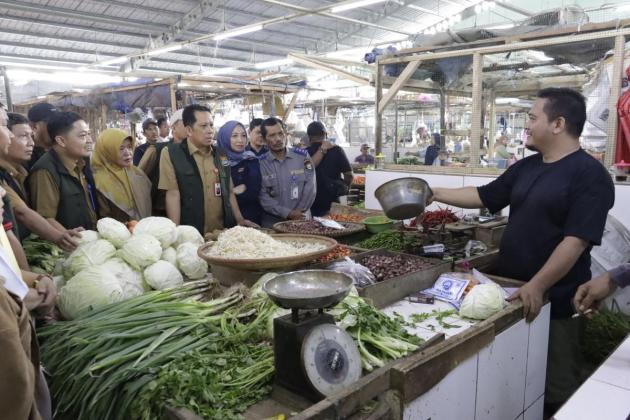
[263, 270, 362, 403]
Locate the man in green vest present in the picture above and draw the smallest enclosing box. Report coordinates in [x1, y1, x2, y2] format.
[158, 104, 257, 234]
[28, 112, 98, 231]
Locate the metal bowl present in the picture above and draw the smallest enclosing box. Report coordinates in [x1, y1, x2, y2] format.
[263, 270, 353, 309]
[374, 177, 433, 220]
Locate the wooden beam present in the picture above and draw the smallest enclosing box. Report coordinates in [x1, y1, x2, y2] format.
[379, 27, 630, 65]
[169, 80, 177, 111]
[493, 74, 589, 94]
[289, 53, 370, 86]
[375, 63, 384, 156]
[284, 91, 299, 119]
[470, 53, 483, 168]
[377, 60, 421, 114]
[606, 35, 626, 168]
[488, 90, 496, 158]
[388, 18, 630, 59]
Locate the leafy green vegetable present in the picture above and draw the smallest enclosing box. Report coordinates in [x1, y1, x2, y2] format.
[330, 294, 423, 371]
[583, 309, 630, 367]
[410, 309, 463, 329]
[22, 235, 65, 274]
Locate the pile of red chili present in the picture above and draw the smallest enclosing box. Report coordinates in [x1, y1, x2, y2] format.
[411, 208, 459, 230]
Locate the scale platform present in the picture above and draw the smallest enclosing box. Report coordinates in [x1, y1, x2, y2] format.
[264, 270, 362, 403]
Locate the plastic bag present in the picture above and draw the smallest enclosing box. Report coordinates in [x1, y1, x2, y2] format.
[326, 257, 376, 288]
[465, 240, 488, 258]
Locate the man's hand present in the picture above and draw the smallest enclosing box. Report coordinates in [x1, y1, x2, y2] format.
[238, 219, 260, 228]
[55, 228, 83, 251]
[507, 282, 544, 323]
[23, 289, 44, 311]
[36, 275, 57, 311]
[287, 210, 306, 220]
[573, 272, 617, 316]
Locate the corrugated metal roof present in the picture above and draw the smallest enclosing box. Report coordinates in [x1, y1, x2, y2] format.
[0, 0, 550, 78]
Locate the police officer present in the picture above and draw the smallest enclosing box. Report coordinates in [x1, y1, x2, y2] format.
[259, 117, 316, 228]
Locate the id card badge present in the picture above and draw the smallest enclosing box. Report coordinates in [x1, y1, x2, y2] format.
[214, 182, 222, 197]
[290, 175, 299, 200]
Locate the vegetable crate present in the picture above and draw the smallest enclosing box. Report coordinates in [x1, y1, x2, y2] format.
[351, 250, 452, 309]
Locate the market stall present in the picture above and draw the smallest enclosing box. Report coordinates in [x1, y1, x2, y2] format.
[31, 215, 546, 420]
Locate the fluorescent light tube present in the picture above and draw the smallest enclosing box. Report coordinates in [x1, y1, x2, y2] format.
[255, 58, 293, 69]
[213, 25, 263, 41]
[146, 45, 183, 56]
[331, 0, 387, 13]
[100, 56, 127, 66]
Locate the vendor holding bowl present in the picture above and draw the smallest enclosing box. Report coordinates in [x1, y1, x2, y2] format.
[425, 88, 614, 415]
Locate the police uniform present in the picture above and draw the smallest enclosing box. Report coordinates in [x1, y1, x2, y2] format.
[259, 147, 316, 228]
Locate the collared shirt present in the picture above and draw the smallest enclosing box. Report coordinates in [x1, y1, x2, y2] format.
[246, 144, 269, 157]
[0, 159, 29, 209]
[28, 154, 97, 224]
[259, 147, 316, 227]
[158, 143, 224, 233]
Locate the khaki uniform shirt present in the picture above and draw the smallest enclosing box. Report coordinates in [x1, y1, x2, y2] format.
[158, 143, 224, 233]
[0, 159, 29, 209]
[28, 155, 97, 225]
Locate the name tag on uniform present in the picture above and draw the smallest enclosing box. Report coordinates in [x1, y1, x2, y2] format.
[290, 169, 304, 175]
[214, 182, 222, 196]
[291, 174, 299, 200]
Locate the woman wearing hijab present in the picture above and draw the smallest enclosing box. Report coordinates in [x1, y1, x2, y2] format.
[92, 129, 152, 222]
[217, 121, 264, 226]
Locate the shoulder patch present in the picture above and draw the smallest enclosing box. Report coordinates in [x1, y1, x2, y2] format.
[292, 147, 308, 156]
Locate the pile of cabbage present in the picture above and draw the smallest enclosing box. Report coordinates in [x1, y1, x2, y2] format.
[56, 217, 208, 320]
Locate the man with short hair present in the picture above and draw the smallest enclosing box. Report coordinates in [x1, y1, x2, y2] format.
[1, 113, 81, 250]
[259, 117, 316, 227]
[246, 117, 268, 156]
[133, 118, 159, 166]
[305, 121, 353, 217]
[159, 104, 256, 234]
[429, 88, 614, 415]
[355, 144, 374, 165]
[28, 112, 98, 231]
[26, 102, 57, 170]
[157, 116, 170, 142]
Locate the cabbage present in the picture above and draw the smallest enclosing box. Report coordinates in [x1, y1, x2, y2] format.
[176, 243, 208, 280]
[144, 261, 184, 290]
[58, 266, 125, 320]
[77, 230, 100, 244]
[118, 234, 162, 271]
[97, 218, 131, 248]
[250, 272, 278, 299]
[100, 258, 147, 298]
[53, 275, 65, 291]
[174, 225, 204, 247]
[133, 217, 177, 248]
[459, 283, 506, 320]
[161, 247, 177, 266]
[62, 240, 117, 279]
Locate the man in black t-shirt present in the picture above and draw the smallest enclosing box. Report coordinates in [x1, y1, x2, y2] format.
[430, 88, 614, 415]
[305, 122, 353, 217]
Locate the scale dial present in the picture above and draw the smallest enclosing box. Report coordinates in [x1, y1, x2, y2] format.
[301, 323, 362, 397]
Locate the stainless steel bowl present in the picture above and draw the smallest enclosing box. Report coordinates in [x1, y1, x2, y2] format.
[374, 177, 433, 220]
[263, 270, 353, 309]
